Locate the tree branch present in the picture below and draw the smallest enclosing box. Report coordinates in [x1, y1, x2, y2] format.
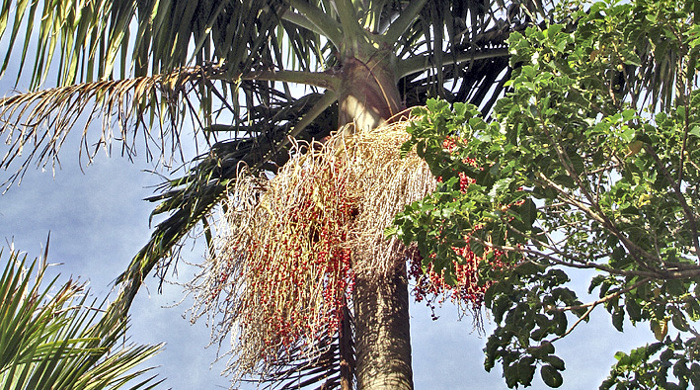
[534, 170, 660, 267]
[550, 278, 652, 342]
[471, 234, 700, 280]
[644, 144, 700, 257]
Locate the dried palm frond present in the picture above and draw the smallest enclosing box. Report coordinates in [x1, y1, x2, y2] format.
[185, 116, 437, 384]
[0, 64, 227, 188]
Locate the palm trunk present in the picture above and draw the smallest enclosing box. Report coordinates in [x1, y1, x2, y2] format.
[337, 45, 414, 390]
[353, 263, 413, 390]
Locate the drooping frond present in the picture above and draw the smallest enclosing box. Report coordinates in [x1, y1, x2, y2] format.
[0, 0, 335, 188]
[0, 64, 230, 188]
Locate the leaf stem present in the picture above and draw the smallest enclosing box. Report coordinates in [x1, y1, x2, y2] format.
[288, 0, 343, 49]
[281, 10, 326, 36]
[383, 0, 429, 44]
[242, 70, 340, 91]
[397, 48, 509, 79]
[333, 0, 364, 38]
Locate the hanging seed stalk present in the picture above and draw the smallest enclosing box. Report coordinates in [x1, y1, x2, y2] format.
[185, 116, 499, 382]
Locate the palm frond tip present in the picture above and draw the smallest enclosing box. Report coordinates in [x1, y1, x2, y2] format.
[0, 64, 230, 189]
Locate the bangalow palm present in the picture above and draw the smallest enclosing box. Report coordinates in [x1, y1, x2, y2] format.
[0, 0, 551, 388]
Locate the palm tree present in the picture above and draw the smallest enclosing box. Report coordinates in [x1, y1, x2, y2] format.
[0, 0, 546, 388]
[0, 245, 162, 389]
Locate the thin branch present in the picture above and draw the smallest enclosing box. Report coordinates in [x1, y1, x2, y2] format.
[534, 172, 660, 266]
[383, 0, 429, 44]
[644, 144, 700, 257]
[553, 278, 651, 314]
[550, 278, 651, 342]
[471, 235, 700, 280]
[397, 48, 509, 79]
[535, 173, 605, 225]
[539, 121, 601, 216]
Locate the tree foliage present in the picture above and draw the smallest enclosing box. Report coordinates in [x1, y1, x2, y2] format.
[394, 0, 700, 388]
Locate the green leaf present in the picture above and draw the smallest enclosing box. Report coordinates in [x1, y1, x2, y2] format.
[612, 306, 624, 332]
[544, 355, 566, 371]
[541, 364, 564, 387]
[689, 126, 700, 137]
[625, 298, 642, 322]
[517, 357, 536, 385]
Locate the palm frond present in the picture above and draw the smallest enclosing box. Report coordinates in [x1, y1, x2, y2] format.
[0, 64, 229, 189]
[0, 0, 291, 86]
[260, 308, 354, 390]
[394, 0, 545, 112]
[0, 0, 331, 185]
[611, 1, 693, 111]
[0, 248, 163, 390]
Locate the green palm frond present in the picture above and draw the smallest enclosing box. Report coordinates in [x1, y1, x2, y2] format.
[0, 0, 290, 87]
[0, 247, 163, 390]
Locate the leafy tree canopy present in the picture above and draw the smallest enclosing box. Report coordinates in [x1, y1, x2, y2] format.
[394, 0, 700, 388]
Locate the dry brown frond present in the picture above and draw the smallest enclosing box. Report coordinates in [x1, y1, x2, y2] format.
[0, 65, 224, 189]
[185, 117, 437, 383]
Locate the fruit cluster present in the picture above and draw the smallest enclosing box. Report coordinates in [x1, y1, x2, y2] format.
[408, 135, 507, 318]
[204, 152, 360, 368]
[191, 119, 439, 378]
[408, 242, 506, 320]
